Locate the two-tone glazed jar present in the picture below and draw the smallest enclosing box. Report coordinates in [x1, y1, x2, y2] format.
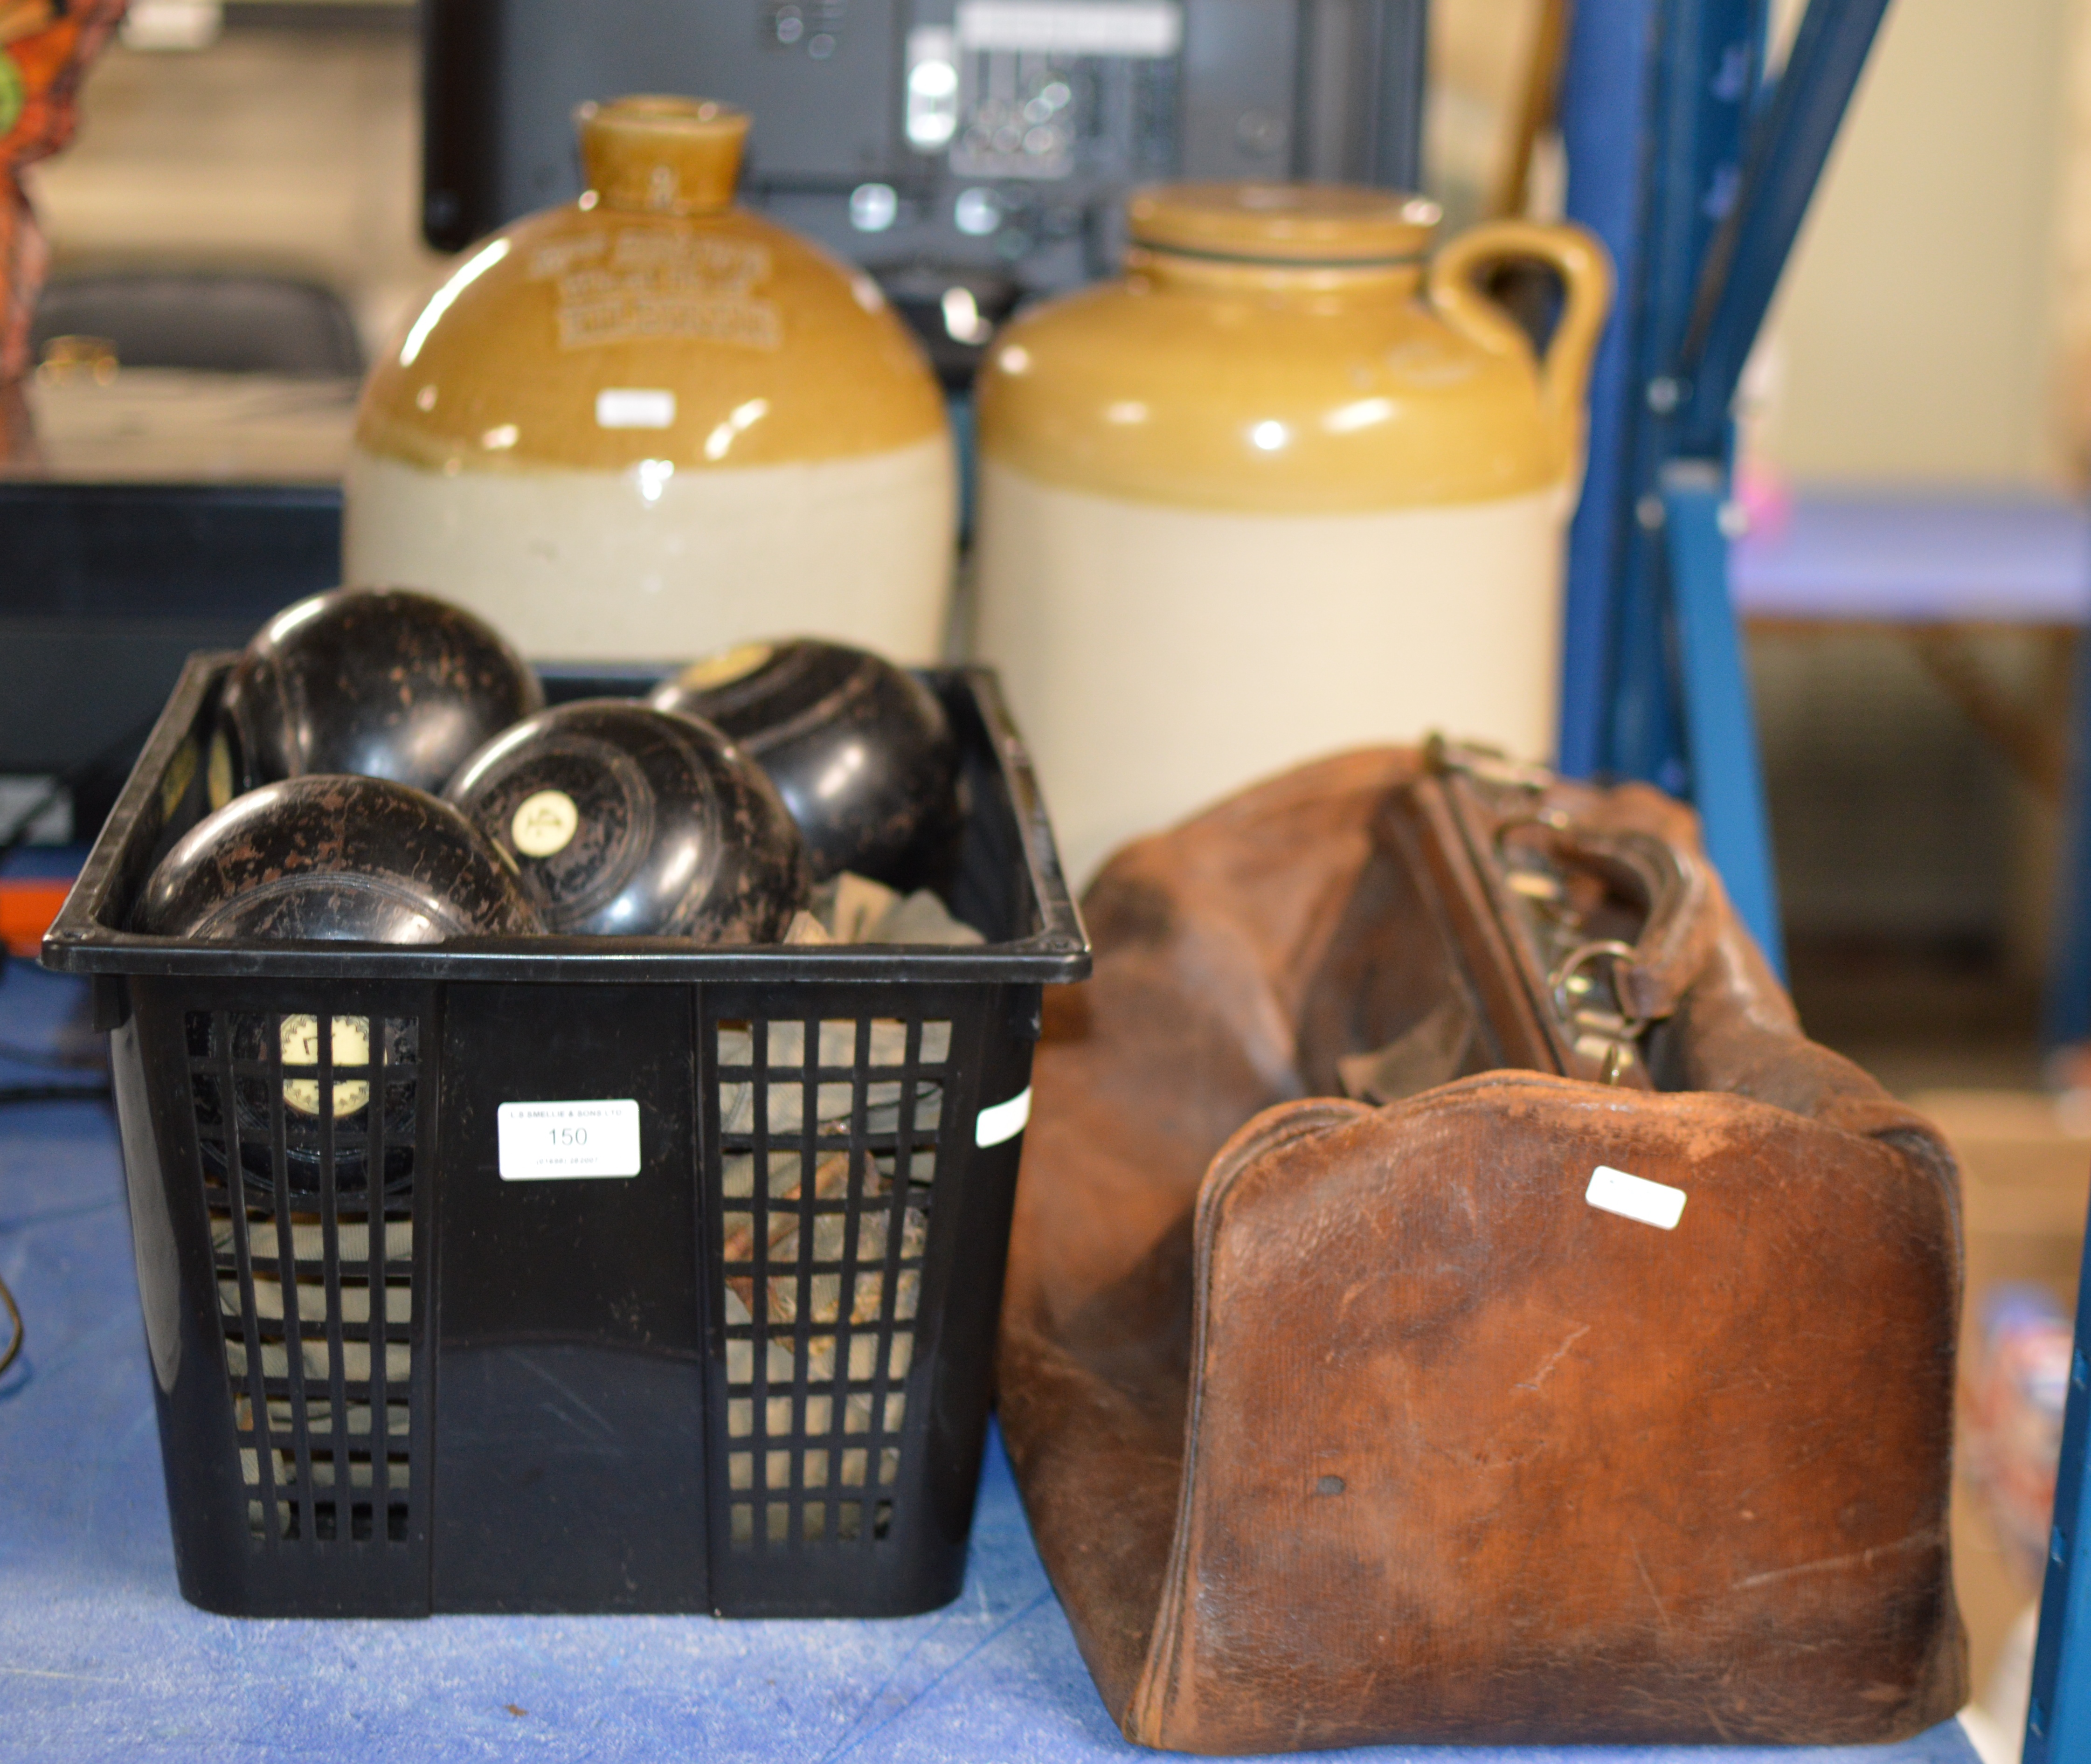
[346, 97, 954, 662]
[973, 184, 1611, 884]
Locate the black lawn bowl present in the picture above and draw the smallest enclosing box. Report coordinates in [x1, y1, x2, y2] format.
[136, 773, 540, 1195]
[137, 772, 539, 945]
[195, 1012, 422, 1201]
[444, 700, 810, 941]
[211, 585, 543, 804]
[648, 638, 958, 883]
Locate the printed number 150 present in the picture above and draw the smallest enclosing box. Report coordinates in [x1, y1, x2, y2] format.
[549, 1126, 589, 1148]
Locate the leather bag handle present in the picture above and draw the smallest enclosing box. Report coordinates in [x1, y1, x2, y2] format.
[1397, 743, 1725, 1087]
[1506, 819, 1714, 1025]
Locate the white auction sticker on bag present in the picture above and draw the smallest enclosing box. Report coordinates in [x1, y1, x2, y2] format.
[1585, 1164, 1686, 1230]
[974, 1086, 1032, 1148]
[498, 1100, 642, 1181]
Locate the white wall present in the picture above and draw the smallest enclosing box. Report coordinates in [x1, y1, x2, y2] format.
[1755, 0, 2076, 488]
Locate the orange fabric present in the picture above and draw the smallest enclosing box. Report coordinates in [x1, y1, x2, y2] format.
[1, 0, 128, 384]
[0, 878, 72, 956]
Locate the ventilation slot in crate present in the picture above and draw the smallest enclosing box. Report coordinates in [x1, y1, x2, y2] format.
[715, 1014, 949, 1549]
[187, 1009, 419, 1547]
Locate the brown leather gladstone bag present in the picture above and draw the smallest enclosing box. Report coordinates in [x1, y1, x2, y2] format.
[998, 747, 1965, 1754]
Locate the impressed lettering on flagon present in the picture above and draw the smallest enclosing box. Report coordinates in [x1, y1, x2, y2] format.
[532, 229, 784, 352]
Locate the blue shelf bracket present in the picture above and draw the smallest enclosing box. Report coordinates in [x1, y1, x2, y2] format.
[1659, 459, 1784, 970]
[1559, 0, 1895, 979]
[2027, 1224, 2091, 1764]
[1674, 0, 1898, 457]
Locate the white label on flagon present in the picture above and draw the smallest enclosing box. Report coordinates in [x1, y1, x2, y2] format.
[956, 1, 1180, 56]
[595, 388, 676, 429]
[974, 1086, 1032, 1148]
[1586, 1164, 1686, 1231]
[499, 1100, 642, 1180]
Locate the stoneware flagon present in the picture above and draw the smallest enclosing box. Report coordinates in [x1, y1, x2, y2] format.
[344, 96, 955, 663]
[972, 183, 1612, 884]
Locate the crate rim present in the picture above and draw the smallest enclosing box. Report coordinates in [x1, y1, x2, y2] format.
[42, 651, 1091, 985]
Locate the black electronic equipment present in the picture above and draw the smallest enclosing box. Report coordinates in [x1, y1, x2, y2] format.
[423, 0, 1427, 305]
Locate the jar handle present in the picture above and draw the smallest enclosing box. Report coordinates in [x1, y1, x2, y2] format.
[1426, 220, 1614, 479]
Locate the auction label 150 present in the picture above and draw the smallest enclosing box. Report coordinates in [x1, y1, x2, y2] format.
[497, 1099, 642, 1181]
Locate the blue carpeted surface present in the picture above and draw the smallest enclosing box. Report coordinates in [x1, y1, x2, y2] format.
[0, 960, 1984, 1763]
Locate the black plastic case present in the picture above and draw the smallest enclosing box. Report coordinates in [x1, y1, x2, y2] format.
[44, 655, 1088, 1620]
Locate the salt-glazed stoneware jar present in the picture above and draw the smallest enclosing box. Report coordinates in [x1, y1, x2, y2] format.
[973, 183, 1611, 884]
[346, 96, 954, 662]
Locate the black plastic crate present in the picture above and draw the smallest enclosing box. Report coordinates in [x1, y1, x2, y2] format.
[44, 654, 1087, 1619]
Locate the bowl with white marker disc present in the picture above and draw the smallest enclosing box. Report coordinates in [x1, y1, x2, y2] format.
[444, 700, 810, 940]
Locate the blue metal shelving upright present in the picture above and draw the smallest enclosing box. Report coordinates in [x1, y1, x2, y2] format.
[2029, 1221, 2091, 1764]
[1558, 0, 1893, 974]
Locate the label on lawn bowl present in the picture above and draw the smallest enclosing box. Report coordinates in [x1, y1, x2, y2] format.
[498, 1099, 642, 1180]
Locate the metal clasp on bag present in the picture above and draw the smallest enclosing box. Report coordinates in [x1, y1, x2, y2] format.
[1493, 810, 1579, 922]
[1423, 732, 1555, 794]
[1548, 938, 1650, 1086]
